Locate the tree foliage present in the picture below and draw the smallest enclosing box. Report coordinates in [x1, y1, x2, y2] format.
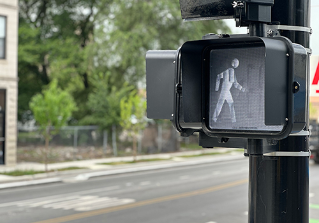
[120, 90, 147, 160]
[29, 79, 77, 134]
[120, 90, 147, 133]
[81, 77, 134, 129]
[19, 0, 231, 126]
[19, 0, 104, 121]
[310, 102, 317, 120]
[29, 79, 77, 170]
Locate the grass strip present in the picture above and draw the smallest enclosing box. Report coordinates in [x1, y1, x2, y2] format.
[0, 170, 46, 176]
[177, 150, 240, 158]
[0, 167, 87, 176]
[100, 150, 242, 165]
[99, 158, 171, 165]
[57, 167, 87, 171]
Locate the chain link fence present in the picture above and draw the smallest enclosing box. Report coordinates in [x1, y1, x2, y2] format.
[17, 123, 200, 163]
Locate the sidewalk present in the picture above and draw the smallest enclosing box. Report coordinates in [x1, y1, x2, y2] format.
[0, 148, 245, 189]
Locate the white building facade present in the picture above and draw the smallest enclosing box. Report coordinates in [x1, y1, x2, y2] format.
[0, 0, 18, 166]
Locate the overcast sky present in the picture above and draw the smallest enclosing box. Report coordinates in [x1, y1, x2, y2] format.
[224, 3, 319, 55]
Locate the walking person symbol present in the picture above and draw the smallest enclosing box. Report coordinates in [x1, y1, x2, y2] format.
[212, 58, 246, 123]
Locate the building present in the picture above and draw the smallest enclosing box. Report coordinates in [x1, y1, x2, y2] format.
[310, 55, 319, 121]
[0, 0, 18, 166]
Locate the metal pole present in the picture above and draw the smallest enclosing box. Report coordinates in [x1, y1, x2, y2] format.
[248, 138, 309, 222]
[248, 0, 310, 222]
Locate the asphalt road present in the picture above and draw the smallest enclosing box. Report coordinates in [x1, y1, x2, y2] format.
[0, 157, 319, 223]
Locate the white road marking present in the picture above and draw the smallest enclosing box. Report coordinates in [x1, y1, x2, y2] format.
[14, 195, 135, 212]
[19, 196, 80, 207]
[206, 221, 217, 223]
[0, 185, 120, 208]
[140, 181, 151, 186]
[75, 198, 135, 211]
[179, 175, 190, 180]
[45, 196, 98, 209]
[63, 197, 114, 210]
[212, 171, 221, 175]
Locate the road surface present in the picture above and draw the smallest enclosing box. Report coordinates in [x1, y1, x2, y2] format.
[0, 157, 319, 223]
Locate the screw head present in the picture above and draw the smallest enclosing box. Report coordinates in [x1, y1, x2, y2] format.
[267, 29, 274, 36]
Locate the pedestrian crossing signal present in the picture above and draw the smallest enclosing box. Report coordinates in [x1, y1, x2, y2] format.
[146, 35, 307, 139]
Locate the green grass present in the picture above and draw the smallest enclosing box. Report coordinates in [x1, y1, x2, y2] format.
[178, 149, 244, 158]
[56, 167, 87, 171]
[99, 158, 171, 165]
[100, 150, 244, 165]
[180, 143, 203, 150]
[0, 166, 87, 176]
[178, 152, 223, 158]
[0, 170, 46, 176]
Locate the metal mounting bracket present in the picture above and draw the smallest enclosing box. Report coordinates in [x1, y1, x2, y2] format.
[263, 151, 310, 157]
[289, 130, 310, 136]
[266, 25, 312, 54]
[266, 25, 312, 34]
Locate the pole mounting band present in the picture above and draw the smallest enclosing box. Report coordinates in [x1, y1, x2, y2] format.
[289, 130, 310, 136]
[263, 151, 310, 157]
[305, 48, 312, 54]
[267, 25, 312, 33]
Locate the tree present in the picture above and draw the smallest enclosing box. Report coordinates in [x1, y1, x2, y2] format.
[19, 0, 231, 126]
[94, 0, 231, 88]
[120, 90, 147, 161]
[81, 76, 134, 129]
[18, 0, 111, 122]
[29, 80, 77, 171]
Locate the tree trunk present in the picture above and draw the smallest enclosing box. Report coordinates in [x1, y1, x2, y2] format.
[82, 72, 89, 89]
[133, 136, 137, 162]
[112, 125, 117, 156]
[44, 126, 50, 173]
[44, 135, 49, 172]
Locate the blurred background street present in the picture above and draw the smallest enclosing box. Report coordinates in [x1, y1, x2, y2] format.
[0, 156, 251, 223]
[0, 0, 318, 222]
[0, 156, 319, 223]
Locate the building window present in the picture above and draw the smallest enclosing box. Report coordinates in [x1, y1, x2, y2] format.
[0, 16, 6, 59]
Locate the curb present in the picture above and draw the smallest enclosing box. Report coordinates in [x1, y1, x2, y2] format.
[0, 177, 61, 189]
[0, 154, 245, 190]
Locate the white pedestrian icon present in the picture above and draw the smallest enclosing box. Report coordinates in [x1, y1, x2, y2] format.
[212, 58, 246, 123]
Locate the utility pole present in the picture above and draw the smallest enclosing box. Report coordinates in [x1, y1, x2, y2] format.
[248, 0, 310, 222]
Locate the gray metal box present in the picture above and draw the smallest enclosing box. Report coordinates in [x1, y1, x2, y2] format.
[146, 50, 177, 119]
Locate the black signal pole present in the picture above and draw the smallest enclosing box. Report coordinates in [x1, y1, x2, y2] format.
[248, 0, 310, 222]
